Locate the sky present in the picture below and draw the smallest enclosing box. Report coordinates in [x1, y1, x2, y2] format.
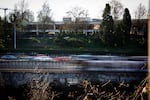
[0, 0, 149, 21]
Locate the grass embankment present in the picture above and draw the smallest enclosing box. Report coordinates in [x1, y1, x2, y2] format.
[0, 37, 147, 55]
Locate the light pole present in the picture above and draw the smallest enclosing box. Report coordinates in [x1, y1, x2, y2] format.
[13, 15, 17, 49]
[0, 8, 9, 48]
[0, 8, 16, 48]
[0, 8, 8, 21]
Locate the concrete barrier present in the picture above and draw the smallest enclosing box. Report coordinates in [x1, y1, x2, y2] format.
[0, 60, 147, 86]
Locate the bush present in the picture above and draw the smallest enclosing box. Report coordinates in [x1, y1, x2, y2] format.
[65, 37, 84, 47]
[0, 39, 4, 48]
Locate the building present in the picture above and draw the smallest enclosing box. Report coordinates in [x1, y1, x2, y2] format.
[23, 17, 102, 37]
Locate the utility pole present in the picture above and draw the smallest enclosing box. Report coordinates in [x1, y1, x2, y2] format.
[0, 8, 8, 21]
[0, 8, 8, 48]
[0, 8, 17, 49]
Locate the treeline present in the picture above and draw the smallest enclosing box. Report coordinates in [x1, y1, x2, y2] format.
[0, 0, 148, 49]
[100, 3, 147, 47]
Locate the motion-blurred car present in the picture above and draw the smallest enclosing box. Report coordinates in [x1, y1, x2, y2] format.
[71, 55, 98, 61]
[19, 55, 34, 61]
[32, 55, 52, 61]
[52, 56, 71, 62]
[1, 55, 18, 60]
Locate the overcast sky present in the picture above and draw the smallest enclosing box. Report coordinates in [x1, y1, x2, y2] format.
[0, 0, 149, 21]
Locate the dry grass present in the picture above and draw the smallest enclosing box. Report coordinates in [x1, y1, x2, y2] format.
[0, 70, 148, 100]
[27, 66, 62, 100]
[76, 78, 147, 100]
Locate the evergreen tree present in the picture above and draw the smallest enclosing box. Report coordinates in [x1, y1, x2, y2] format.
[102, 4, 111, 18]
[122, 8, 132, 42]
[114, 23, 125, 46]
[101, 4, 114, 46]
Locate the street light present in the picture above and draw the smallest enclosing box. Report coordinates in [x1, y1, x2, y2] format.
[0, 8, 8, 21]
[0, 8, 16, 48]
[0, 8, 9, 47]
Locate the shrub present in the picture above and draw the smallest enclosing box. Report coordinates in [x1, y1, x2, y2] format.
[65, 37, 84, 47]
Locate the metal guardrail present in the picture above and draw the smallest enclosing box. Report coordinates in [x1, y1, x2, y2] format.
[0, 60, 147, 85]
[0, 60, 147, 73]
[0, 60, 74, 68]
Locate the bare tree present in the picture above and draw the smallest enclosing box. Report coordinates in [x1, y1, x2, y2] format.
[134, 3, 147, 19]
[37, 1, 53, 35]
[132, 3, 148, 36]
[24, 9, 34, 22]
[13, 0, 34, 35]
[109, 0, 124, 20]
[14, 0, 34, 22]
[66, 7, 89, 34]
[66, 7, 88, 21]
[14, 0, 28, 20]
